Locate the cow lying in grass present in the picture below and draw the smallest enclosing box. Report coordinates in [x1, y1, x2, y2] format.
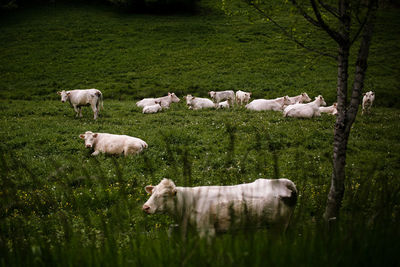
[142, 101, 162, 114]
[283, 95, 326, 118]
[79, 131, 147, 156]
[287, 92, 312, 104]
[185, 95, 215, 110]
[142, 178, 297, 238]
[319, 102, 338, 115]
[246, 96, 291, 111]
[58, 89, 103, 120]
[136, 93, 180, 109]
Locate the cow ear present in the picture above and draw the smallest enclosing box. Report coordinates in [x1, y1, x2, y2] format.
[145, 186, 154, 194]
[79, 134, 85, 139]
[57, 91, 61, 95]
[363, 93, 366, 96]
[93, 133, 98, 138]
[67, 92, 71, 96]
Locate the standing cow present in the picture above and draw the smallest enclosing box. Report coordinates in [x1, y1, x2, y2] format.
[236, 90, 252, 106]
[143, 178, 297, 238]
[362, 91, 375, 115]
[58, 89, 103, 120]
[209, 90, 235, 106]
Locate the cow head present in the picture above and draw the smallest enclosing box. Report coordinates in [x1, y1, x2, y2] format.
[301, 92, 312, 103]
[185, 94, 194, 106]
[364, 91, 375, 100]
[168, 92, 180, 103]
[209, 91, 216, 99]
[332, 103, 338, 115]
[57, 90, 71, 103]
[143, 179, 177, 214]
[79, 131, 98, 148]
[315, 95, 326, 106]
[283, 96, 291, 106]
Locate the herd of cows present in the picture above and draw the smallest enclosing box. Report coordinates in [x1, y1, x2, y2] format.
[57, 88, 376, 237]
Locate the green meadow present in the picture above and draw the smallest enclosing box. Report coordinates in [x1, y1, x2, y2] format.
[0, 1, 399, 266]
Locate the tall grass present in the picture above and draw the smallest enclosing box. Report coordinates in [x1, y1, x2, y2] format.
[0, 100, 399, 266]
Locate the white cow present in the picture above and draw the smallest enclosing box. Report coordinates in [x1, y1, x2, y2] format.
[79, 131, 147, 156]
[209, 90, 235, 106]
[136, 93, 180, 108]
[245, 96, 291, 111]
[362, 91, 375, 115]
[319, 103, 337, 115]
[283, 95, 326, 118]
[185, 95, 215, 110]
[287, 92, 312, 104]
[217, 100, 230, 109]
[143, 178, 297, 237]
[57, 89, 103, 120]
[236, 90, 252, 106]
[143, 101, 162, 114]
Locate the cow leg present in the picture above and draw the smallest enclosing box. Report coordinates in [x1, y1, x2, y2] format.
[124, 146, 140, 156]
[72, 105, 80, 117]
[74, 105, 83, 118]
[91, 103, 98, 120]
[91, 150, 100, 156]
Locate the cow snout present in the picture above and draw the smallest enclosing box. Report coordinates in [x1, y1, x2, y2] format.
[61, 100, 65, 103]
[86, 144, 92, 148]
[142, 205, 150, 213]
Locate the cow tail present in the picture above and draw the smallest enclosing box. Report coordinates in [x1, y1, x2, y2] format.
[281, 182, 298, 207]
[97, 91, 104, 110]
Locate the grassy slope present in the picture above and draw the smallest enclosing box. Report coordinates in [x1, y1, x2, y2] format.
[1, 2, 398, 106]
[0, 1, 399, 266]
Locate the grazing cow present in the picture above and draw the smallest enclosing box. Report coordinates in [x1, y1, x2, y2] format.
[136, 93, 180, 108]
[79, 131, 147, 156]
[245, 96, 291, 111]
[319, 103, 337, 115]
[362, 91, 375, 115]
[209, 90, 235, 106]
[57, 89, 103, 120]
[236, 90, 252, 106]
[217, 100, 230, 109]
[143, 101, 162, 114]
[143, 178, 297, 238]
[283, 95, 326, 118]
[184, 95, 215, 110]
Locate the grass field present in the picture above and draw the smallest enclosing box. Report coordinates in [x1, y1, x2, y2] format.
[0, 1, 399, 266]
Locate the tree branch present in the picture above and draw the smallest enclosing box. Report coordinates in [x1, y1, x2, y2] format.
[318, 0, 340, 19]
[347, 0, 377, 127]
[310, 0, 344, 43]
[350, 0, 373, 45]
[290, 0, 321, 27]
[249, 2, 337, 59]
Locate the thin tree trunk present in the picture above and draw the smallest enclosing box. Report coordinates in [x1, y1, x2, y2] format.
[323, 0, 351, 221]
[324, 44, 350, 221]
[324, 0, 377, 221]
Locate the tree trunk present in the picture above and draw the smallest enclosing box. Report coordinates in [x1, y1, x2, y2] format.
[324, 44, 350, 221]
[324, 1, 377, 221]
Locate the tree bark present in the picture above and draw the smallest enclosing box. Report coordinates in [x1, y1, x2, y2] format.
[324, 0, 377, 221]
